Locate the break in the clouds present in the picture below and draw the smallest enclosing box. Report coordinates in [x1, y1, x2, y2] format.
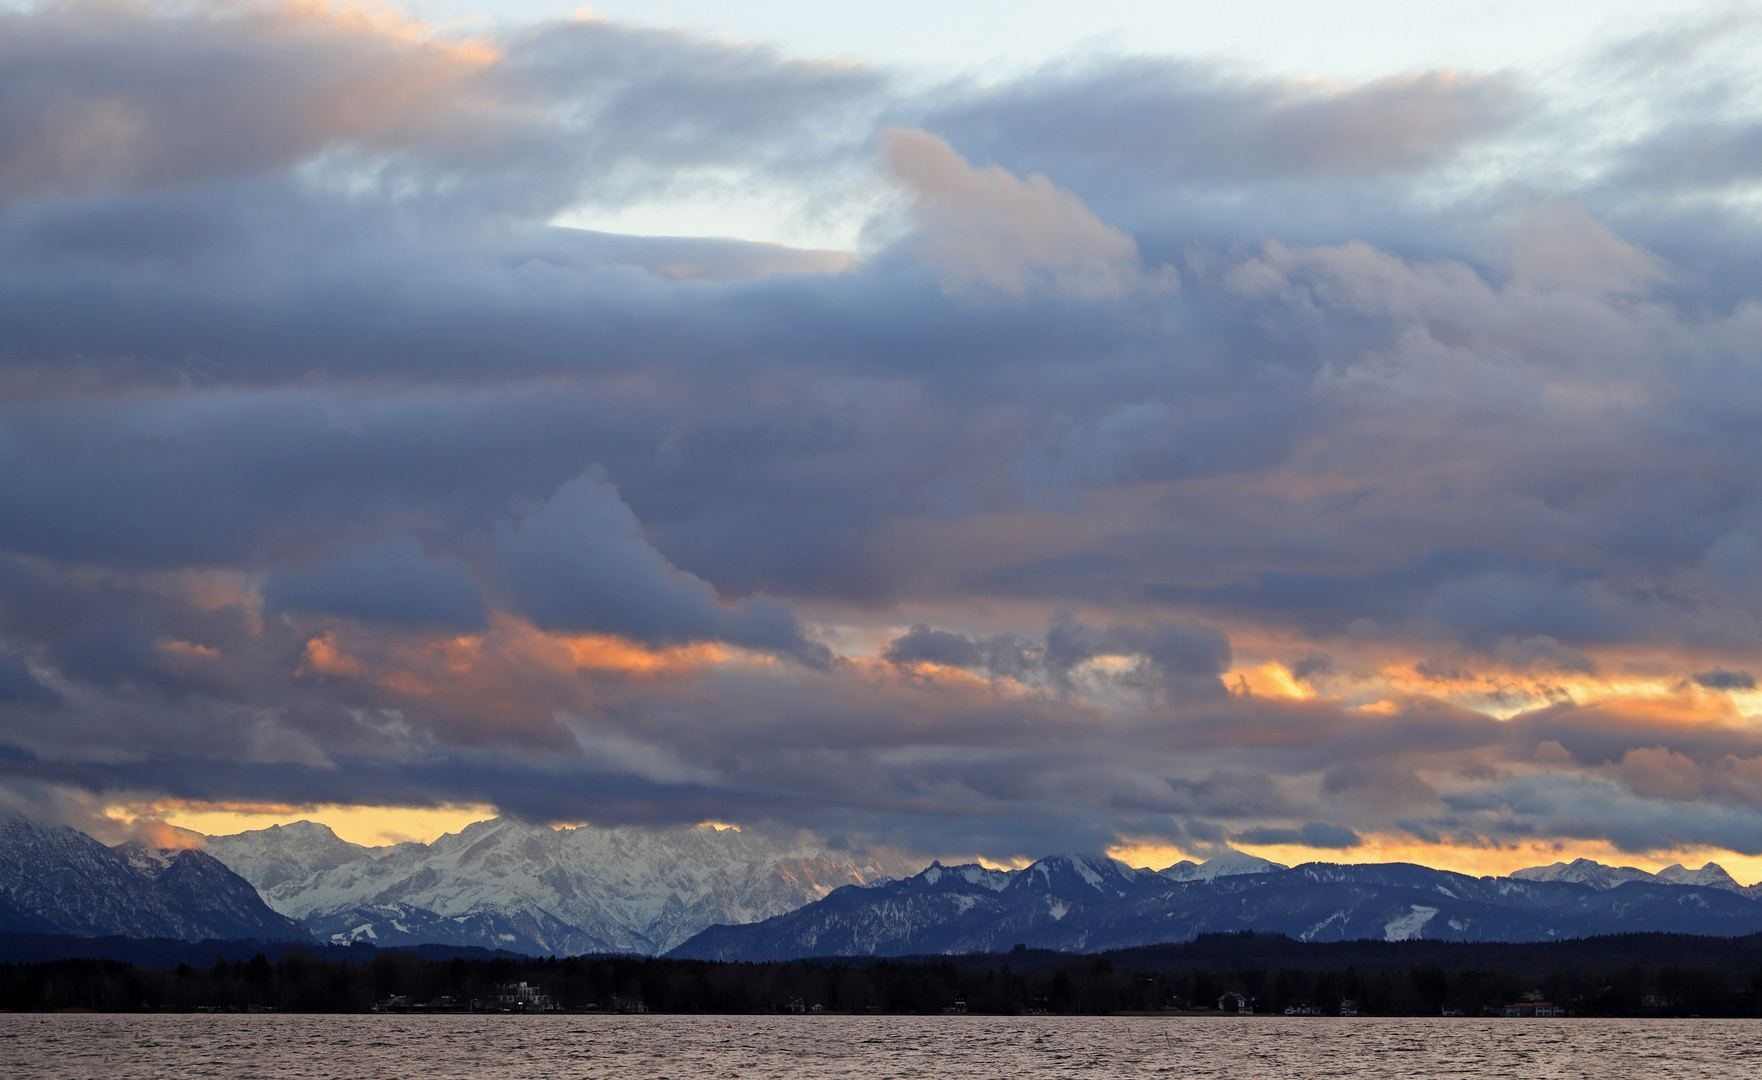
[5, 0, 1762, 870]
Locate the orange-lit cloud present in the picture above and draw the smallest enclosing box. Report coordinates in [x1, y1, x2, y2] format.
[1226, 661, 1314, 699]
[296, 633, 364, 679]
[557, 632, 726, 675]
[127, 818, 208, 849]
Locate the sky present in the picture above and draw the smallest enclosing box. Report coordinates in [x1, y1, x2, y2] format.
[4, 0, 1762, 880]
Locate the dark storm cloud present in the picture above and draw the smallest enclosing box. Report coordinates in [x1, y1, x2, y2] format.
[264, 538, 487, 630]
[3, 0, 1762, 864]
[1693, 669, 1756, 691]
[0, 647, 53, 707]
[882, 612, 1229, 693]
[493, 473, 830, 665]
[1439, 773, 1762, 858]
[883, 624, 1042, 678]
[1161, 772, 1295, 818]
[1236, 822, 1362, 850]
[7, 548, 1762, 858]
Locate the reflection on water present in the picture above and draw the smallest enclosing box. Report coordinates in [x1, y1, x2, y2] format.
[4, 1014, 1758, 1079]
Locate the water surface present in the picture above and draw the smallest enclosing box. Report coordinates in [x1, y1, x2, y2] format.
[4, 1014, 1756, 1079]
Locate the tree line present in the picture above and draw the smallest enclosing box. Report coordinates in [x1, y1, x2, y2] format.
[4, 948, 1759, 1016]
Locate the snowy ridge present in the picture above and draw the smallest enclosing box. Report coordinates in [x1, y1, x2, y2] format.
[670, 852, 1762, 961]
[202, 821, 370, 893]
[203, 817, 919, 955]
[1158, 851, 1289, 881]
[1655, 863, 1745, 891]
[1512, 857, 1762, 899]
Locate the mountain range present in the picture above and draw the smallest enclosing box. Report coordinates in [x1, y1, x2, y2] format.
[667, 854, 1762, 961]
[1511, 857, 1760, 896]
[201, 817, 917, 955]
[9, 807, 1762, 961]
[0, 815, 306, 941]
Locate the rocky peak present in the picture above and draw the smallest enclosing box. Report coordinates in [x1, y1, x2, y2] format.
[0, 814, 308, 942]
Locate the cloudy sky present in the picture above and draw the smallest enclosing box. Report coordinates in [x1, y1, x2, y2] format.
[5, 0, 1762, 878]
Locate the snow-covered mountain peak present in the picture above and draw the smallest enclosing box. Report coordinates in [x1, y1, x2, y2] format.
[1509, 858, 1656, 890]
[961, 865, 1013, 890]
[202, 819, 372, 893]
[1158, 850, 1289, 882]
[1064, 855, 1107, 887]
[1027, 854, 1140, 892]
[915, 862, 1012, 891]
[259, 820, 346, 841]
[1509, 857, 1754, 894]
[1655, 862, 1743, 890]
[203, 815, 921, 955]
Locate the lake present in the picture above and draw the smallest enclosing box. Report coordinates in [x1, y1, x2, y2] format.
[3, 1013, 1756, 1078]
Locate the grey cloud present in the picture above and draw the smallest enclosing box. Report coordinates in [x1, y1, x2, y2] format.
[501, 19, 884, 186]
[881, 613, 1230, 702]
[0, 648, 53, 707]
[1487, 197, 1665, 297]
[1617, 122, 1762, 193]
[1044, 611, 1230, 683]
[880, 128, 1155, 300]
[1321, 762, 1439, 812]
[7, 583, 1762, 858]
[1398, 820, 1442, 844]
[922, 62, 1522, 186]
[1693, 668, 1756, 690]
[1491, 635, 1597, 676]
[1164, 772, 1293, 818]
[265, 537, 486, 630]
[0, 2, 882, 210]
[1509, 703, 1762, 774]
[494, 472, 829, 665]
[882, 624, 1041, 678]
[884, 625, 983, 667]
[1442, 773, 1762, 857]
[1235, 822, 1362, 850]
[0, 1, 537, 205]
